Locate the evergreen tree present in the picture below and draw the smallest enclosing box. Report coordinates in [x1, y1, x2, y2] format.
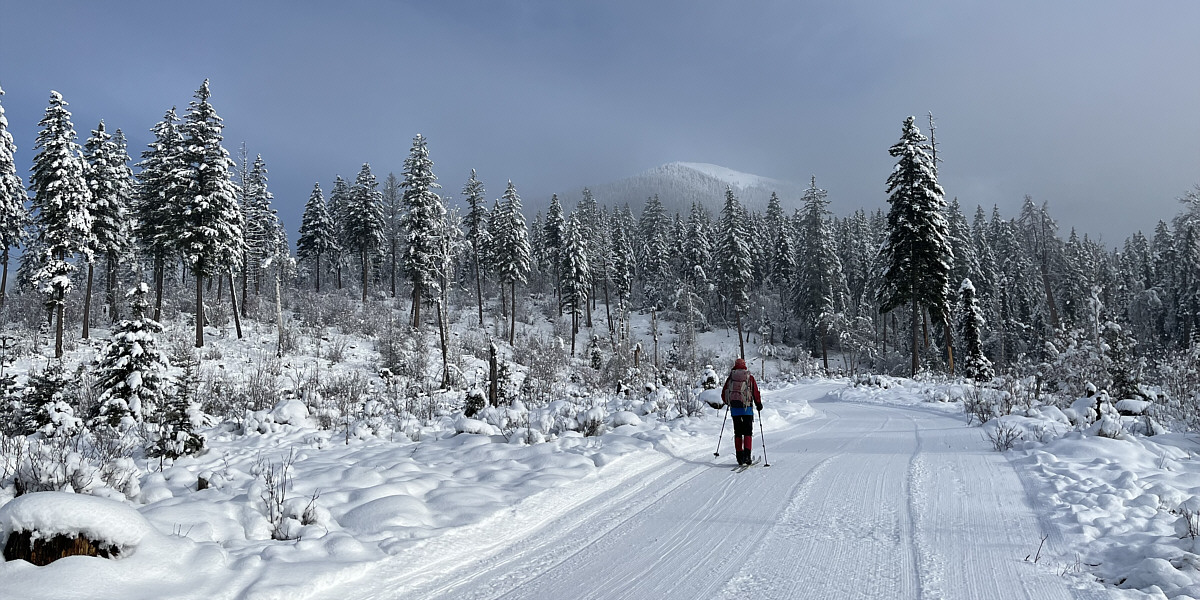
[0, 84, 28, 307]
[637, 194, 671, 308]
[491, 181, 531, 344]
[794, 177, 847, 367]
[561, 213, 591, 354]
[382, 172, 403, 298]
[462, 170, 489, 326]
[93, 283, 171, 429]
[135, 108, 185, 321]
[296, 183, 336, 292]
[399, 134, 445, 324]
[30, 91, 94, 358]
[543, 194, 566, 313]
[241, 154, 280, 306]
[877, 116, 952, 375]
[83, 121, 132, 337]
[23, 360, 82, 437]
[608, 206, 636, 314]
[327, 175, 352, 289]
[171, 80, 245, 348]
[345, 163, 385, 303]
[716, 187, 754, 357]
[957, 278, 993, 381]
[150, 349, 203, 459]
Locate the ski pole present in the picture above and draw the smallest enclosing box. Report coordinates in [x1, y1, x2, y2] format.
[758, 405, 770, 467]
[714, 405, 729, 457]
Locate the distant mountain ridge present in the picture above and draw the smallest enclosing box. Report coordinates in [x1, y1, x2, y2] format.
[558, 162, 809, 215]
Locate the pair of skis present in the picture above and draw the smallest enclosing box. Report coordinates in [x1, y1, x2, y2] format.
[731, 457, 761, 472]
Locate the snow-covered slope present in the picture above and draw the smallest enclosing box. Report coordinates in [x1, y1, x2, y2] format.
[562, 162, 808, 215]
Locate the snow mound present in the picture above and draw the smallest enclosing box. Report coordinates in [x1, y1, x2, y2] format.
[698, 388, 724, 408]
[0, 492, 155, 552]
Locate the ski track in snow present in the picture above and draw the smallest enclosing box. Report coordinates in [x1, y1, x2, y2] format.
[309, 382, 1088, 600]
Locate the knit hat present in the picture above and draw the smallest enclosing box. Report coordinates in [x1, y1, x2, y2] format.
[733, 358, 747, 370]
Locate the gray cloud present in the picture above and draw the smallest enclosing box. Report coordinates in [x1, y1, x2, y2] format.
[2, 1, 1196, 243]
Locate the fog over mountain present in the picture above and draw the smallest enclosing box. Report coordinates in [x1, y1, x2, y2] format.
[549, 162, 813, 216]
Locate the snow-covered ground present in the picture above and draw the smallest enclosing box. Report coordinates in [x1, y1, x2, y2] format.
[5, 309, 1200, 599]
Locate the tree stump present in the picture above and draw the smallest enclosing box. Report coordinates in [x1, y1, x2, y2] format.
[3, 530, 118, 566]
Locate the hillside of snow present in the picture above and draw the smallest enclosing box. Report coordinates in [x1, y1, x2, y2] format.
[559, 162, 810, 214]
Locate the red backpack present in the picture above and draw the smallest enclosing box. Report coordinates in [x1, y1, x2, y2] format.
[723, 369, 753, 408]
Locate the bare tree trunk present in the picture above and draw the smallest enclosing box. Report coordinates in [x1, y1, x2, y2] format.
[944, 323, 955, 375]
[488, 343, 498, 406]
[106, 253, 119, 323]
[241, 254, 249, 317]
[390, 238, 397, 299]
[195, 275, 205, 348]
[153, 256, 164, 322]
[361, 251, 369, 303]
[0, 248, 8, 308]
[82, 263, 94, 339]
[411, 280, 422, 329]
[437, 299, 449, 388]
[229, 270, 242, 339]
[508, 283, 516, 345]
[736, 310, 746, 359]
[473, 258, 484, 326]
[275, 266, 284, 357]
[911, 296, 920, 376]
[314, 252, 321, 293]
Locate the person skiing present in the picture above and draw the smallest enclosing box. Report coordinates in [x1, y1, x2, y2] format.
[721, 357, 762, 466]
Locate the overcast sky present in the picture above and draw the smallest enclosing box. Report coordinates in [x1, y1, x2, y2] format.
[2, 1, 1197, 244]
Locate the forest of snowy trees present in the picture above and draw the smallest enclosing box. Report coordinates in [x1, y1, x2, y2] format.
[1, 81, 1200, 465]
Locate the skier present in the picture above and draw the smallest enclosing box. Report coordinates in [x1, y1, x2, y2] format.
[721, 357, 762, 466]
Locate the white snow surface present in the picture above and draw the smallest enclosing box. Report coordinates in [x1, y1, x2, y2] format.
[671, 162, 788, 191]
[3, 378, 1138, 600]
[0, 491, 153, 550]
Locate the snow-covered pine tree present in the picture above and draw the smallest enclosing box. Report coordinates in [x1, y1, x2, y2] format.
[382, 172, 402, 298]
[0, 84, 28, 307]
[576, 188, 605, 328]
[93, 283, 171, 429]
[957, 278, 993, 381]
[23, 360, 82, 438]
[794, 177, 848, 370]
[608, 206, 636, 316]
[637, 194, 671, 309]
[561, 213, 590, 354]
[296, 183, 337, 292]
[83, 121, 132, 338]
[171, 80, 245, 348]
[399, 134, 444, 324]
[344, 164, 385, 303]
[877, 116, 952, 375]
[150, 348, 204, 459]
[716, 187, 754, 358]
[945, 198, 979, 303]
[492, 181, 531, 344]
[30, 90, 94, 358]
[543, 194, 566, 314]
[327, 175, 352, 289]
[240, 154, 280, 308]
[135, 108, 185, 321]
[462, 170, 489, 326]
[106, 129, 135, 321]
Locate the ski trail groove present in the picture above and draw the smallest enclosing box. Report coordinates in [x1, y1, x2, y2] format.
[309, 384, 1083, 600]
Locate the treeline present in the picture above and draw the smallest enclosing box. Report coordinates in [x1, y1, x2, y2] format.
[2, 82, 1198, 404]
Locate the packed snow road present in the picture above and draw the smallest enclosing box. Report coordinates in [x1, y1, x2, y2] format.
[316, 383, 1088, 600]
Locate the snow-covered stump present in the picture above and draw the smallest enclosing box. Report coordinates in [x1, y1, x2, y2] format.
[1, 492, 152, 566]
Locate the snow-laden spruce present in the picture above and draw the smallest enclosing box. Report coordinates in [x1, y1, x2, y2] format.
[296, 182, 337, 292]
[399, 133, 445, 326]
[83, 120, 133, 336]
[92, 283, 171, 430]
[0, 84, 29, 307]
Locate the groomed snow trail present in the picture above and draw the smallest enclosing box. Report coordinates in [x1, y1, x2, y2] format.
[313, 383, 1083, 600]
